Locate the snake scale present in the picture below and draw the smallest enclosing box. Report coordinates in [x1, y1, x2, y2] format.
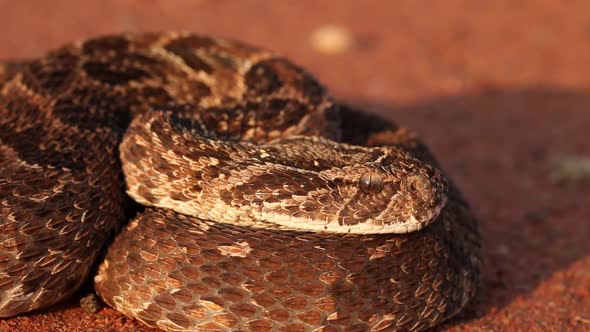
[0, 32, 482, 331]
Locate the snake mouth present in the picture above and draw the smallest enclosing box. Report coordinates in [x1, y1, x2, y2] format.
[257, 202, 447, 235]
[367, 191, 447, 235]
[406, 192, 447, 231]
[254, 188, 448, 235]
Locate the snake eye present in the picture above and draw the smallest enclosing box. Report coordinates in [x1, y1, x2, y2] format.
[359, 171, 384, 194]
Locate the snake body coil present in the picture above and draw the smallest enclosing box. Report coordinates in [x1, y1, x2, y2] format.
[0, 32, 482, 331]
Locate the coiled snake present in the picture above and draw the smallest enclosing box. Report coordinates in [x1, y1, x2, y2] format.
[0, 32, 482, 331]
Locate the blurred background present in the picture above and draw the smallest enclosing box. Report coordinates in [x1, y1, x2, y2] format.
[1, 1, 589, 331]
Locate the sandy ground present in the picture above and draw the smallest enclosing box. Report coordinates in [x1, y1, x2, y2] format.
[0, 1, 589, 331]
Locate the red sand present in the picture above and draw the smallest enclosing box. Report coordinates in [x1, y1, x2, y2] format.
[1, 1, 589, 331]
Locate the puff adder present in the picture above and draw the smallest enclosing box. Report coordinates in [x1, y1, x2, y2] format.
[0, 32, 482, 331]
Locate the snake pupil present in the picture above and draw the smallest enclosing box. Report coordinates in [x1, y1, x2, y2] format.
[359, 171, 384, 194]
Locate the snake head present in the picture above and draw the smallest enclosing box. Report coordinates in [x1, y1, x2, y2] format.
[233, 139, 450, 235]
[345, 154, 449, 234]
[286, 145, 449, 234]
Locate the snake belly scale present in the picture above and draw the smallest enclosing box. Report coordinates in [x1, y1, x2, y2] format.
[0, 32, 482, 331]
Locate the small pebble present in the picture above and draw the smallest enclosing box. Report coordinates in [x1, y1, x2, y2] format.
[573, 315, 590, 325]
[549, 156, 590, 184]
[495, 244, 511, 256]
[310, 24, 355, 54]
[80, 293, 101, 314]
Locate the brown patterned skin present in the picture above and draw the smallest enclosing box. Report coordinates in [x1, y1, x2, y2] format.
[0, 32, 482, 331]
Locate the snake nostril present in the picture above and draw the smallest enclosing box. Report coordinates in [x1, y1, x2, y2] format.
[359, 171, 384, 194]
[407, 174, 430, 193]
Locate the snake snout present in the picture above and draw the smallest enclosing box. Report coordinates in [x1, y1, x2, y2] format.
[407, 173, 430, 193]
[405, 170, 448, 210]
